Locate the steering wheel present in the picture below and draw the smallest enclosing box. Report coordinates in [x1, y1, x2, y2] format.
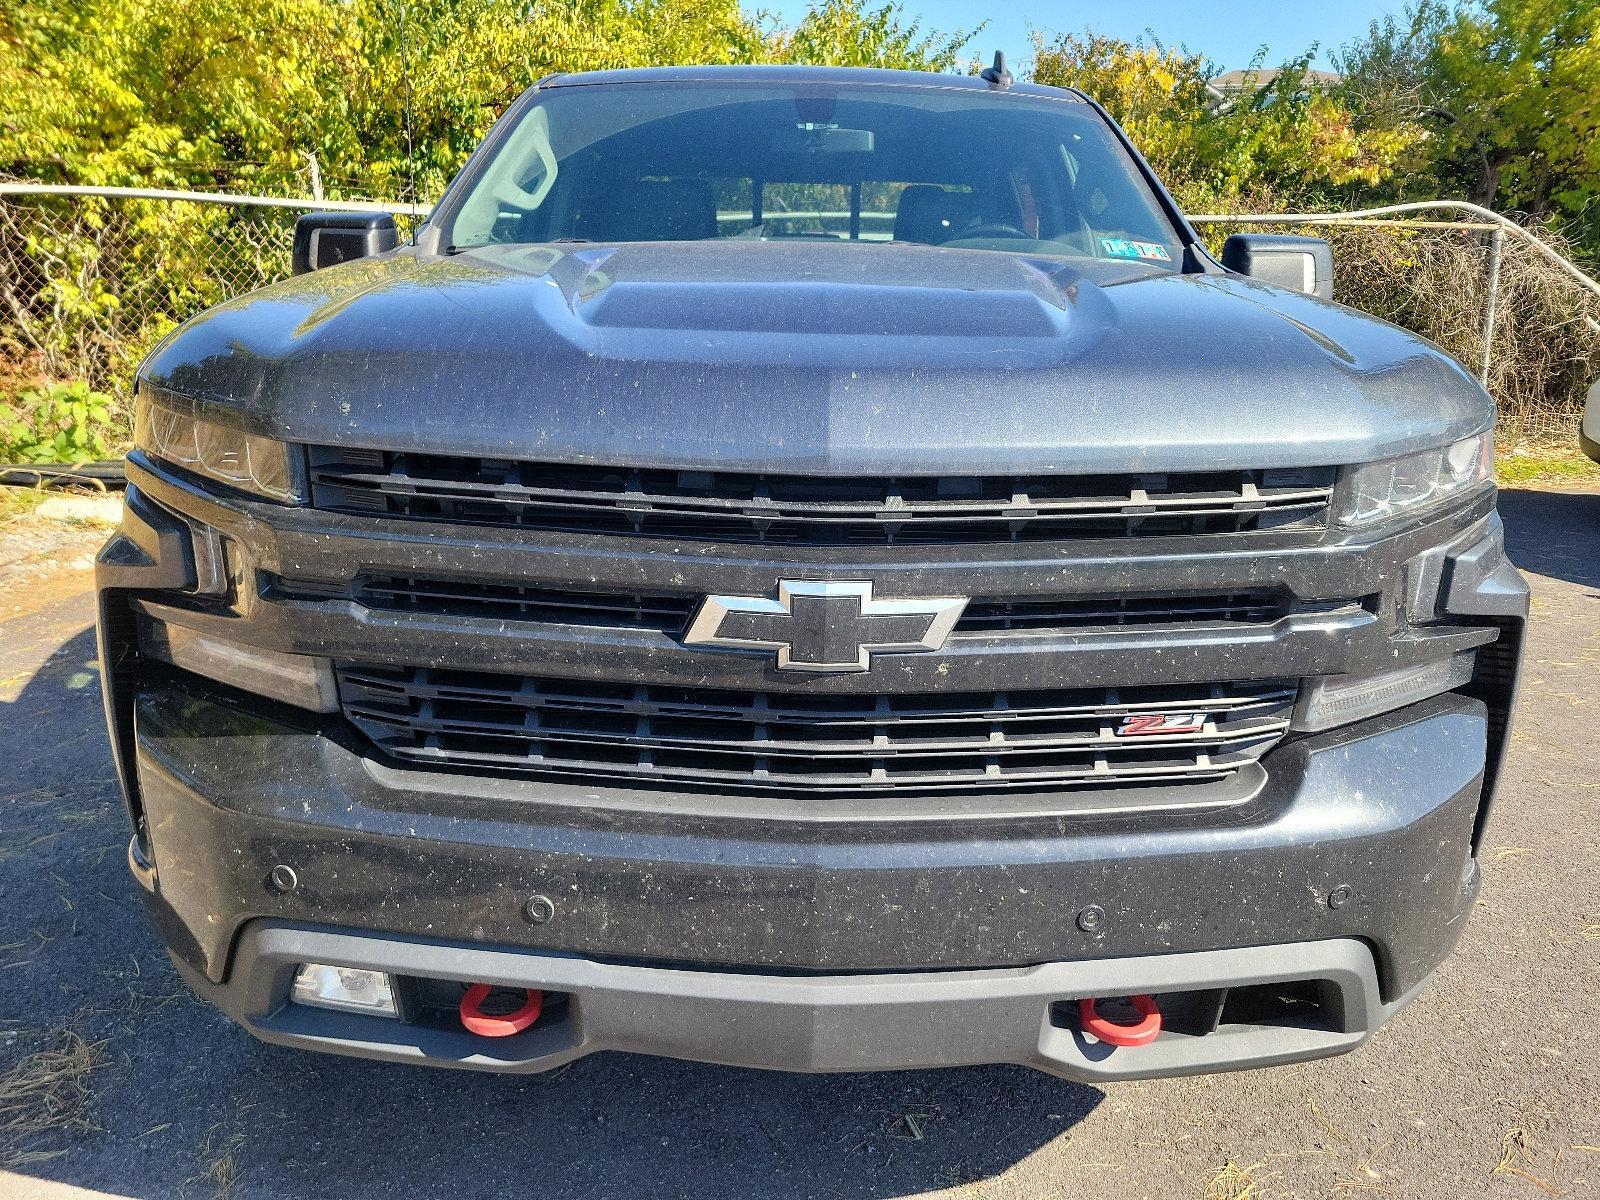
[951, 221, 1032, 241]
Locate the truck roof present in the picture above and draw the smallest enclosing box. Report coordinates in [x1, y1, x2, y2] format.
[539, 64, 1087, 102]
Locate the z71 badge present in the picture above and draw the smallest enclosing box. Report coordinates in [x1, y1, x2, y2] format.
[1115, 712, 1207, 736]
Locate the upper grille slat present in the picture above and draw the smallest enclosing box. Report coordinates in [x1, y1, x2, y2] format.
[336, 664, 1295, 796]
[309, 450, 1334, 545]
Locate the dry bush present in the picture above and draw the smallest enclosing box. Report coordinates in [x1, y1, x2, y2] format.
[1330, 222, 1600, 447]
[0, 337, 45, 399]
[1482, 232, 1600, 447]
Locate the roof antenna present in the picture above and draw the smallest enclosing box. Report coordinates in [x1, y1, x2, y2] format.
[981, 51, 1014, 90]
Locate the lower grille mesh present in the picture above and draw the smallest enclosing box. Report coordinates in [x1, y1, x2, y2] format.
[337, 664, 1295, 795]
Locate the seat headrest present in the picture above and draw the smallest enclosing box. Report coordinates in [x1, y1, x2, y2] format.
[893, 185, 977, 245]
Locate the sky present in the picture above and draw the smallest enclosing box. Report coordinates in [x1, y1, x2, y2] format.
[765, 1, 1410, 73]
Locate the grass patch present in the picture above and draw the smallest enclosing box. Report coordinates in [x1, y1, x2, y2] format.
[0, 486, 50, 524]
[1495, 444, 1600, 488]
[191, 1122, 245, 1200]
[0, 1029, 105, 1167]
[1205, 1161, 1268, 1200]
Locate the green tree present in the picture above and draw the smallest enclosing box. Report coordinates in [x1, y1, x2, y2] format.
[1336, 1, 1600, 241]
[0, 0, 353, 192]
[0, 0, 978, 421]
[341, 0, 778, 205]
[763, 0, 976, 71]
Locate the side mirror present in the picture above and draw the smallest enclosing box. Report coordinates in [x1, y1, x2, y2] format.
[292, 212, 398, 275]
[1221, 233, 1334, 300]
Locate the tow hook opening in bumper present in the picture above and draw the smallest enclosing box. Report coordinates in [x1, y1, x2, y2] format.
[287, 964, 564, 1040]
[459, 984, 545, 1038]
[1077, 994, 1163, 1047]
[1052, 976, 1347, 1060]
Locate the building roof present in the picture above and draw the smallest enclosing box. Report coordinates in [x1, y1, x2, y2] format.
[1209, 68, 1344, 92]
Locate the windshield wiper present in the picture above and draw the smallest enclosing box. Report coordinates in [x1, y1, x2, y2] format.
[442, 237, 595, 254]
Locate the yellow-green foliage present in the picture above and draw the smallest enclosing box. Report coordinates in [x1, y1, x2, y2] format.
[1, 380, 115, 464]
[1028, 33, 1428, 214]
[1335, 0, 1600, 244]
[1435, 0, 1600, 225]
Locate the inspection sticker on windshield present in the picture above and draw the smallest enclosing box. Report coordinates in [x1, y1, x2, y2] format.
[1100, 237, 1172, 262]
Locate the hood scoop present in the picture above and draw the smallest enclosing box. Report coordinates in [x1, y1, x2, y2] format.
[578, 279, 1067, 338]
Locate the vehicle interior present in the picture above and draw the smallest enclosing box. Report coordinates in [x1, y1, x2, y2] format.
[448, 87, 1182, 265]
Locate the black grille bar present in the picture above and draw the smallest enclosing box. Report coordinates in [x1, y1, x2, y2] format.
[355, 577, 696, 631]
[336, 664, 1296, 796]
[275, 575, 1297, 638]
[957, 592, 1287, 632]
[309, 450, 1334, 545]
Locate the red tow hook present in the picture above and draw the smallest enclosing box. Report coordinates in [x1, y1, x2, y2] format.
[459, 984, 544, 1037]
[1078, 994, 1162, 1047]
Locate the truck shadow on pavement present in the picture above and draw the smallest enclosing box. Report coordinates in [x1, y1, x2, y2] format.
[1497, 486, 1600, 588]
[1, 626, 1099, 1199]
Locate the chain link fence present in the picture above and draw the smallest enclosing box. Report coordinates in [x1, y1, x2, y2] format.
[0, 187, 424, 437]
[1, 185, 1597, 450]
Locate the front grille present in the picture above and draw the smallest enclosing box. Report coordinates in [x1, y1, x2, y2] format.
[309, 449, 1335, 545]
[310, 574, 1292, 637]
[336, 664, 1295, 795]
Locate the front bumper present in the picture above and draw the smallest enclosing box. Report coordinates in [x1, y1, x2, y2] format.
[133, 683, 1491, 987]
[176, 925, 1423, 1082]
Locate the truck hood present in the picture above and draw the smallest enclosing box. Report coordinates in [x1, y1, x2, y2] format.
[139, 240, 1492, 474]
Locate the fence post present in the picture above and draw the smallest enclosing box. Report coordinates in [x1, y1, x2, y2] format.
[1480, 227, 1504, 389]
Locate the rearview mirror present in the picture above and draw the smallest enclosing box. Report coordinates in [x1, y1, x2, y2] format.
[770, 124, 875, 155]
[1221, 234, 1334, 300]
[292, 212, 398, 275]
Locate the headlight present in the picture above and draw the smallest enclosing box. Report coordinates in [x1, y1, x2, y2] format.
[1340, 433, 1492, 527]
[133, 396, 304, 503]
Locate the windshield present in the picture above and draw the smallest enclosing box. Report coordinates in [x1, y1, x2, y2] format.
[444, 81, 1186, 269]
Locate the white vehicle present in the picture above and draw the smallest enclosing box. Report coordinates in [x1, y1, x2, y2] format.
[1583, 377, 1600, 462]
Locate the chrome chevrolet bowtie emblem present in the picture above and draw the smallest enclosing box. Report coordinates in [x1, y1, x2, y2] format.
[684, 580, 967, 673]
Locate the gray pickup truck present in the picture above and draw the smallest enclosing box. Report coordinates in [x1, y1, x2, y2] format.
[98, 63, 1526, 1082]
